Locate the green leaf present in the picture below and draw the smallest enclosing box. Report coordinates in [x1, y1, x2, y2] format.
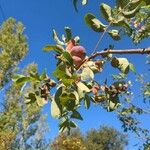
[51, 86, 63, 118]
[69, 121, 77, 128]
[15, 76, 31, 84]
[72, 91, 80, 105]
[100, 3, 113, 22]
[63, 78, 76, 87]
[111, 57, 120, 68]
[108, 30, 121, 40]
[111, 57, 130, 74]
[51, 98, 61, 118]
[144, 90, 150, 96]
[84, 94, 91, 109]
[59, 119, 69, 132]
[64, 27, 72, 42]
[81, 67, 94, 81]
[122, 6, 140, 18]
[53, 29, 64, 45]
[29, 72, 40, 81]
[77, 82, 90, 92]
[12, 74, 26, 82]
[110, 15, 125, 25]
[112, 19, 132, 35]
[77, 82, 90, 98]
[53, 68, 68, 79]
[85, 13, 106, 32]
[71, 110, 83, 120]
[53, 68, 77, 86]
[60, 92, 76, 107]
[62, 51, 73, 65]
[59, 91, 79, 111]
[43, 45, 64, 54]
[66, 100, 76, 111]
[107, 95, 121, 112]
[13, 73, 40, 85]
[118, 58, 130, 74]
[129, 0, 145, 10]
[129, 63, 136, 73]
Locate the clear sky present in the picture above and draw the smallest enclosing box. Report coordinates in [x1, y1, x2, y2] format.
[0, 0, 150, 149]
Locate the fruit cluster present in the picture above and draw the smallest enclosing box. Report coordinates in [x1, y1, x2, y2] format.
[66, 39, 86, 67]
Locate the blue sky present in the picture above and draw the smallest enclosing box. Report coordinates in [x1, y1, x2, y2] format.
[0, 0, 150, 149]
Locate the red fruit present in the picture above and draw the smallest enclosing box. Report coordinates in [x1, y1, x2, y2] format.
[72, 56, 83, 67]
[70, 46, 86, 60]
[66, 39, 76, 52]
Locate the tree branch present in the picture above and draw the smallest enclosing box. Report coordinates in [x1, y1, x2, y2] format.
[89, 48, 150, 60]
[77, 48, 150, 71]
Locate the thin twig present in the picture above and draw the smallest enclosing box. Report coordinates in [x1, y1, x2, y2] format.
[92, 23, 111, 54]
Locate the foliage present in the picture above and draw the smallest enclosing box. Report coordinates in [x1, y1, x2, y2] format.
[0, 63, 49, 149]
[0, 18, 28, 88]
[51, 133, 86, 150]
[0, 129, 16, 150]
[84, 0, 150, 43]
[85, 126, 128, 150]
[51, 125, 128, 150]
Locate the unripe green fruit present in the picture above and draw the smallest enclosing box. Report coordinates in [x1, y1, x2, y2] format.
[70, 46, 86, 60]
[72, 56, 83, 67]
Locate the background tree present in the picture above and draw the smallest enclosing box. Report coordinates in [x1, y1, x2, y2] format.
[0, 17, 28, 88]
[0, 17, 28, 150]
[51, 125, 128, 150]
[85, 126, 128, 150]
[0, 63, 50, 150]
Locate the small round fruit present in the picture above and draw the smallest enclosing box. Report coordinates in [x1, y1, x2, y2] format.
[70, 46, 86, 60]
[72, 56, 83, 67]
